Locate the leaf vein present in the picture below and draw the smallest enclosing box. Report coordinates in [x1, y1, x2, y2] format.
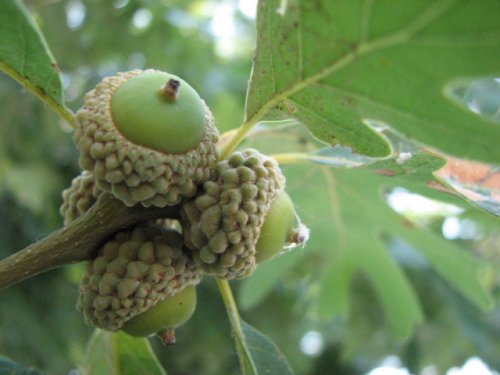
[248, 0, 459, 128]
[360, 0, 374, 43]
[296, 0, 304, 80]
[314, 83, 487, 145]
[17, 13, 26, 77]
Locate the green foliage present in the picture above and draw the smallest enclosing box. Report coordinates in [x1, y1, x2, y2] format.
[241, 320, 294, 375]
[83, 331, 166, 375]
[248, 0, 500, 162]
[0, 354, 45, 375]
[0, 0, 498, 374]
[241, 147, 494, 339]
[0, 0, 71, 124]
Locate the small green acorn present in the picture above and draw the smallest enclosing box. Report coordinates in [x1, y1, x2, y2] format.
[122, 285, 196, 345]
[74, 69, 219, 208]
[255, 191, 309, 263]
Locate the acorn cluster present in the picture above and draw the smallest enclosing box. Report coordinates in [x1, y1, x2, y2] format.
[62, 69, 307, 342]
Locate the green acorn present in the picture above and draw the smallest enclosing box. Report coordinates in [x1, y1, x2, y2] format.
[74, 69, 219, 208]
[122, 285, 197, 345]
[180, 149, 285, 279]
[255, 191, 309, 263]
[76, 225, 202, 331]
[60, 171, 101, 225]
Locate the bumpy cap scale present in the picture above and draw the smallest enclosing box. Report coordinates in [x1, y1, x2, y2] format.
[77, 225, 202, 331]
[60, 171, 102, 225]
[180, 149, 285, 279]
[74, 69, 219, 208]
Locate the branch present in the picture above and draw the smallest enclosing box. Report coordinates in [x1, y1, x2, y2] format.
[0, 193, 179, 291]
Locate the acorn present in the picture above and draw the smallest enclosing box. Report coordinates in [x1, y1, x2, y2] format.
[180, 149, 285, 279]
[255, 191, 309, 263]
[122, 285, 197, 345]
[60, 171, 101, 225]
[74, 69, 219, 208]
[76, 225, 202, 331]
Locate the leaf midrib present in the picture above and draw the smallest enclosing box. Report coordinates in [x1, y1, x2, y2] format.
[246, 0, 457, 128]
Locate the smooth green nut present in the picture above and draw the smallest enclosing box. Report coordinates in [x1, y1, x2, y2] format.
[256, 191, 304, 263]
[111, 72, 205, 154]
[121, 286, 196, 342]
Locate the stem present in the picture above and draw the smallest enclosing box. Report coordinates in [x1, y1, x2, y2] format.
[270, 152, 315, 165]
[218, 118, 260, 160]
[216, 279, 244, 337]
[0, 194, 179, 291]
[0, 61, 77, 129]
[271, 152, 374, 168]
[53, 101, 77, 128]
[216, 278, 257, 374]
[160, 79, 180, 101]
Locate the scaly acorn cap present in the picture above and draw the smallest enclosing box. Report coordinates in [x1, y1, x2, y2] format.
[74, 69, 219, 208]
[60, 171, 102, 226]
[180, 149, 285, 279]
[76, 225, 202, 331]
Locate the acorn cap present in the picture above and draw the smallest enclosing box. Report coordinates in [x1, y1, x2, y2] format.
[74, 69, 219, 208]
[76, 225, 202, 331]
[60, 171, 101, 226]
[180, 149, 285, 279]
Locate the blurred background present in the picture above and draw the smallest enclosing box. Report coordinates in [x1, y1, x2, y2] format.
[0, 1, 499, 374]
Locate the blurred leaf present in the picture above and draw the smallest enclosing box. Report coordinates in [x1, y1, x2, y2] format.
[241, 320, 295, 375]
[241, 150, 495, 339]
[0, 0, 72, 123]
[218, 280, 293, 375]
[453, 77, 500, 121]
[0, 354, 46, 375]
[0, 161, 63, 215]
[84, 330, 166, 375]
[239, 250, 303, 310]
[248, 0, 500, 162]
[437, 158, 500, 216]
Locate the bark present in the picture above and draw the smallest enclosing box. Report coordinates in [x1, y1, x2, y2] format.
[0, 193, 179, 291]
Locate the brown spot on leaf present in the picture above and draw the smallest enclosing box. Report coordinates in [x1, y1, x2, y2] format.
[284, 100, 296, 113]
[437, 158, 500, 189]
[435, 157, 500, 202]
[51, 62, 61, 73]
[426, 180, 455, 194]
[379, 58, 390, 68]
[402, 218, 416, 229]
[342, 96, 356, 107]
[375, 169, 396, 177]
